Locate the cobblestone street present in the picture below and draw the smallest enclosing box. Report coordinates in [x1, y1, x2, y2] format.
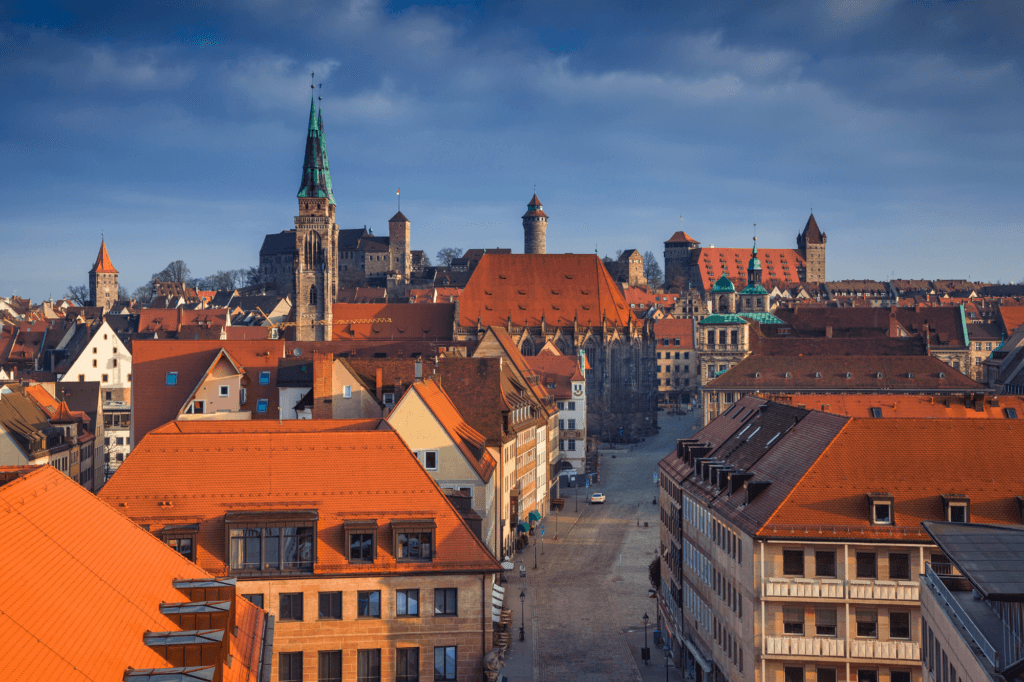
[501, 411, 701, 682]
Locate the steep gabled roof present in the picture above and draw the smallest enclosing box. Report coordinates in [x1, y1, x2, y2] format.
[459, 254, 632, 328]
[405, 380, 495, 482]
[89, 240, 118, 274]
[330, 303, 455, 341]
[771, 393, 1024, 419]
[697, 247, 806, 292]
[801, 213, 824, 244]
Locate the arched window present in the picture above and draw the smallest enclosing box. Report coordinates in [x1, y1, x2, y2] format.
[304, 231, 322, 269]
[520, 336, 536, 356]
[556, 338, 571, 355]
[309, 285, 318, 306]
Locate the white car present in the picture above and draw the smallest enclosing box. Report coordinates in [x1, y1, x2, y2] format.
[590, 492, 606, 504]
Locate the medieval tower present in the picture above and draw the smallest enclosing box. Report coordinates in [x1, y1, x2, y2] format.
[89, 240, 119, 312]
[294, 97, 339, 341]
[796, 213, 827, 283]
[522, 193, 547, 254]
[388, 211, 411, 281]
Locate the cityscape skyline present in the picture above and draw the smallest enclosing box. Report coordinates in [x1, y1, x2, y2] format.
[2, 0, 1022, 300]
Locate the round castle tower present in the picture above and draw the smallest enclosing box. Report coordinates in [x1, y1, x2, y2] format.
[522, 194, 547, 254]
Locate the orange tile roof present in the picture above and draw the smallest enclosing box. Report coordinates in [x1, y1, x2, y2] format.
[999, 306, 1024, 336]
[405, 380, 495, 482]
[21, 384, 60, 416]
[0, 466, 266, 682]
[665, 231, 699, 244]
[89, 240, 118, 274]
[100, 421, 500, 575]
[460, 254, 632, 328]
[330, 303, 455, 340]
[763, 419, 1024, 540]
[770, 393, 1024, 419]
[525, 354, 584, 398]
[654, 318, 695, 348]
[138, 308, 230, 334]
[696, 247, 805, 291]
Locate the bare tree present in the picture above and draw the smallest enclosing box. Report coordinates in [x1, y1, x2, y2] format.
[64, 283, 90, 306]
[199, 269, 245, 291]
[153, 260, 191, 284]
[132, 282, 155, 305]
[435, 247, 463, 267]
[117, 284, 129, 301]
[643, 251, 663, 290]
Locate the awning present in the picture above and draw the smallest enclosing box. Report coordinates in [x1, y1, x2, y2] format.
[683, 639, 711, 673]
[517, 522, 530, 533]
[528, 511, 541, 523]
[491, 583, 505, 623]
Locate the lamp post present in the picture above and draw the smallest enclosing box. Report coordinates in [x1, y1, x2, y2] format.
[554, 508, 558, 540]
[643, 613, 650, 666]
[663, 644, 671, 682]
[533, 538, 538, 569]
[519, 590, 526, 642]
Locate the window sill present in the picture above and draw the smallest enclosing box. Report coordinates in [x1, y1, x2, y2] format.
[397, 614, 421, 618]
[357, 615, 382, 620]
[434, 613, 458, 618]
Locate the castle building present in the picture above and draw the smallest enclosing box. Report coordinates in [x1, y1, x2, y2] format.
[663, 214, 827, 293]
[294, 98, 339, 341]
[522, 194, 547, 254]
[89, 240, 118, 312]
[603, 249, 648, 288]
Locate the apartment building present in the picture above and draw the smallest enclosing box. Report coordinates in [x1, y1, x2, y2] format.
[527, 350, 587, 472]
[919, 522, 1024, 682]
[658, 395, 1024, 682]
[656, 317, 698, 405]
[101, 420, 500, 682]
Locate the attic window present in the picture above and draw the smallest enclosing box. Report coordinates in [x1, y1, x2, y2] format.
[393, 519, 436, 561]
[166, 372, 178, 386]
[1005, 408, 1019, 419]
[942, 495, 969, 523]
[845, 372, 852, 378]
[867, 493, 894, 525]
[939, 372, 945, 379]
[814, 372, 821, 378]
[784, 372, 791, 378]
[259, 371, 271, 385]
[870, 407, 882, 418]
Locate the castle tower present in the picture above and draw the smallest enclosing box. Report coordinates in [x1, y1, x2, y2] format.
[663, 231, 699, 290]
[89, 240, 119, 312]
[294, 98, 339, 341]
[796, 213, 827, 283]
[522, 193, 547, 254]
[388, 211, 411, 281]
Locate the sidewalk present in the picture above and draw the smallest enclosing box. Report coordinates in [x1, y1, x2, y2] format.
[622, 628, 684, 682]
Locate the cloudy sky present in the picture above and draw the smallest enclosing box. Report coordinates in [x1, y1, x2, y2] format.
[1, 0, 1022, 299]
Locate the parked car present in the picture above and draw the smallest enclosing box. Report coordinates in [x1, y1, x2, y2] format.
[590, 492, 606, 504]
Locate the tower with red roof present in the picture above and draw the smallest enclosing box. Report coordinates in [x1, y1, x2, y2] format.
[522, 193, 547, 254]
[88, 239, 119, 312]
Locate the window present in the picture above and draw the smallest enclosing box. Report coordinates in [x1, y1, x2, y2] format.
[856, 552, 877, 579]
[319, 651, 342, 682]
[257, 399, 268, 413]
[889, 553, 910, 580]
[434, 588, 457, 616]
[872, 500, 892, 524]
[227, 511, 316, 572]
[219, 385, 229, 397]
[815, 551, 837, 577]
[116, 437, 124, 446]
[280, 593, 304, 621]
[397, 589, 420, 617]
[187, 401, 205, 415]
[1005, 408, 1019, 419]
[434, 646, 456, 681]
[558, 419, 564, 430]
[259, 370, 271, 385]
[567, 439, 576, 451]
[357, 590, 381, 618]
[357, 649, 381, 682]
[343, 385, 352, 398]
[423, 451, 438, 470]
[890, 612, 911, 639]
[817, 669, 837, 682]
[383, 393, 395, 405]
[318, 592, 342, 620]
[892, 672, 910, 682]
[857, 670, 877, 682]
[166, 372, 178, 386]
[567, 419, 576, 429]
[280, 652, 303, 682]
[784, 667, 804, 682]
[946, 500, 968, 523]
[657, 352, 662, 360]
[568, 401, 576, 410]
[93, 359, 97, 368]
[166, 536, 195, 561]
[815, 608, 837, 637]
[783, 550, 804, 576]
[79, 374, 85, 382]
[101, 373, 108, 382]
[856, 610, 878, 638]
[396, 648, 420, 682]
[783, 607, 804, 635]
[243, 593, 264, 608]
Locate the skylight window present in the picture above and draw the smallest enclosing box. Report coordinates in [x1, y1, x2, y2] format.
[1005, 408, 1018, 419]
[256, 399, 269, 413]
[165, 372, 178, 386]
[765, 433, 781, 448]
[870, 408, 882, 418]
[259, 371, 271, 385]
[736, 424, 751, 439]
[745, 427, 761, 442]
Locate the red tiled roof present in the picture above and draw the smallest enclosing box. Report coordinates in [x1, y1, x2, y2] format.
[522, 194, 547, 218]
[330, 303, 455, 340]
[459, 254, 632, 328]
[774, 306, 969, 348]
[525, 354, 584, 398]
[695, 247, 805, 291]
[405, 380, 495, 482]
[100, 422, 501, 575]
[763, 419, 1024, 539]
[999, 306, 1024, 337]
[665, 231, 699, 244]
[138, 308, 230, 334]
[654, 318, 695, 349]
[801, 213, 824, 244]
[770, 393, 1024, 419]
[89, 240, 118, 274]
[0, 466, 266, 682]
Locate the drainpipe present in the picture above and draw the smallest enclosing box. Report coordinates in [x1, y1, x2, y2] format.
[760, 540, 766, 682]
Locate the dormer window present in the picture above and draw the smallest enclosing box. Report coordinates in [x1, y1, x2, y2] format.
[226, 510, 317, 573]
[383, 392, 395, 405]
[345, 520, 378, 563]
[393, 519, 436, 561]
[942, 495, 969, 523]
[867, 493, 894, 525]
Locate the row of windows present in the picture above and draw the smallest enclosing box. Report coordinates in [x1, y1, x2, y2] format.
[783, 606, 910, 639]
[657, 351, 690, 360]
[780, 548, 937, 580]
[785, 668, 911, 682]
[682, 495, 743, 565]
[558, 439, 577, 451]
[659, 364, 690, 374]
[683, 539, 743, 620]
[923, 617, 960, 682]
[245, 588, 459, 622]
[659, 378, 691, 387]
[557, 419, 577, 430]
[278, 646, 455, 682]
[555, 401, 578, 411]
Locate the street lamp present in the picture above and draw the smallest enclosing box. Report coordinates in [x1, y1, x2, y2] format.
[663, 644, 671, 682]
[554, 508, 559, 540]
[642, 613, 650, 666]
[533, 537, 538, 569]
[519, 590, 526, 642]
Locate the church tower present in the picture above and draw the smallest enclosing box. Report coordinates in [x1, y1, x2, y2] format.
[522, 194, 547, 254]
[796, 213, 827, 283]
[294, 98, 339, 341]
[89, 240, 118, 312]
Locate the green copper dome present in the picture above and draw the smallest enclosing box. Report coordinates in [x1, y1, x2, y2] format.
[711, 275, 735, 293]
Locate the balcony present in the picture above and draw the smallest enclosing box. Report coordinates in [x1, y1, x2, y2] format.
[849, 640, 920, 660]
[765, 636, 845, 657]
[762, 578, 919, 601]
[764, 578, 845, 599]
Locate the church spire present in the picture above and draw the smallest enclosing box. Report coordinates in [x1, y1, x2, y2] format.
[297, 94, 335, 205]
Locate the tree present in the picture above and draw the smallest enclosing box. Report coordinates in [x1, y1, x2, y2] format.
[244, 266, 265, 288]
[153, 260, 191, 284]
[117, 284, 129, 301]
[132, 282, 155, 305]
[615, 249, 624, 260]
[436, 247, 463, 267]
[419, 253, 432, 268]
[199, 269, 245, 291]
[643, 251, 663, 290]
[648, 556, 660, 591]
[64, 283, 90, 306]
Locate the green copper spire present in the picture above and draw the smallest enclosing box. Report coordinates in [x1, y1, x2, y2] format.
[297, 95, 335, 204]
[317, 109, 335, 205]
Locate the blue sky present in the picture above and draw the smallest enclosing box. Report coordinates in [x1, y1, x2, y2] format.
[1, 0, 1022, 299]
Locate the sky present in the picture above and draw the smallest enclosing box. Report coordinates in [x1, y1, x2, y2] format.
[1, 0, 1022, 299]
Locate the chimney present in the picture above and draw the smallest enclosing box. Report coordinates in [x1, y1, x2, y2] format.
[825, 325, 833, 339]
[312, 351, 333, 419]
[889, 309, 898, 338]
[376, 368, 383, 401]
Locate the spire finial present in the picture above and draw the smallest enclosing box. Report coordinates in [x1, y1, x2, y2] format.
[397, 188, 400, 212]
